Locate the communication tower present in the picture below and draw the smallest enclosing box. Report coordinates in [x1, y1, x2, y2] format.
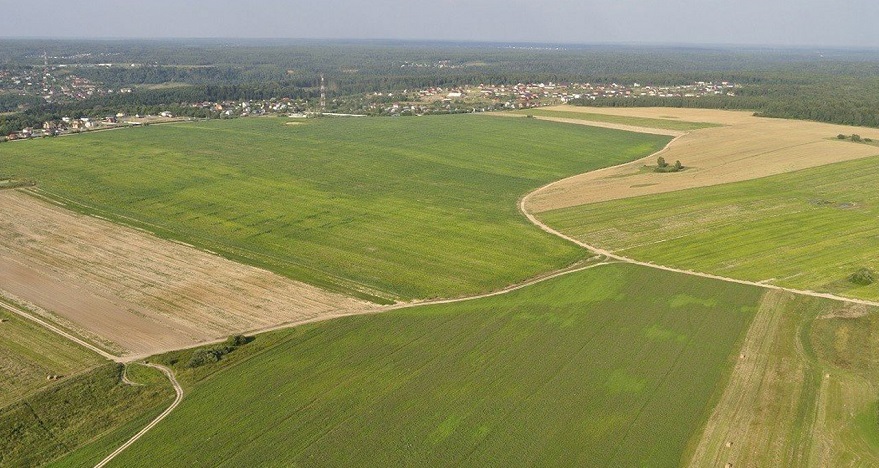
[319, 74, 327, 113]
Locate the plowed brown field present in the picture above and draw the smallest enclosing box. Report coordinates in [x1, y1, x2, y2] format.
[0, 190, 374, 357]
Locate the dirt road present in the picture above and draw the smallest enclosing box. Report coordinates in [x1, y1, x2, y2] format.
[93, 363, 183, 468]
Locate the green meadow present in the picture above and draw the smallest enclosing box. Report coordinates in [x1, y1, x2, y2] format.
[540, 155, 879, 300]
[72, 264, 761, 467]
[514, 108, 721, 131]
[0, 364, 174, 467]
[0, 115, 669, 302]
[0, 307, 101, 407]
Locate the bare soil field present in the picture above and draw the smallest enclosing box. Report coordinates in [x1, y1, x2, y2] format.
[0, 190, 374, 357]
[491, 113, 686, 137]
[525, 106, 879, 212]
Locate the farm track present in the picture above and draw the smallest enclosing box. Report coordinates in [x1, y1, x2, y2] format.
[93, 363, 183, 468]
[520, 158, 879, 310]
[0, 300, 116, 361]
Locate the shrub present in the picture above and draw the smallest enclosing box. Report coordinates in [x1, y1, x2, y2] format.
[852, 134, 862, 142]
[849, 268, 874, 286]
[837, 134, 847, 139]
[186, 346, 232, 368]
[186, 335, 252, 368]
[865, 138, 873, 142]
[226, 334, 251, 347]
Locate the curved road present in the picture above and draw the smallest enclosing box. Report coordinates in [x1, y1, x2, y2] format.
[519, 143, 879, 310]
[94, 363, 183, 468]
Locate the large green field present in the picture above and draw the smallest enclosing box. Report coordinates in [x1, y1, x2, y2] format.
[540, 155, 879, 300]
[0, 116, 669, 302]
[513, 108, 721, 131]
[69, 264, 762, 467]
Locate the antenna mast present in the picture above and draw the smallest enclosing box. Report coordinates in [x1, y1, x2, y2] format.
[319, 74, 326, 113]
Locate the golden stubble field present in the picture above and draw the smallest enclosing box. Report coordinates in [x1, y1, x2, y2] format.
[0, 190, 376, 357]
[525, 106, 879, 212]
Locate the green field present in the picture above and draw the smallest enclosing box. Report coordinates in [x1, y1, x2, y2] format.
[514, 108, 721, 131]
[0, 115, 669, 302]
[0, 306, 101, 407]
[0, 363, 174, 467]
[540, 155, 879, 300]
[71, 264, 761, 467]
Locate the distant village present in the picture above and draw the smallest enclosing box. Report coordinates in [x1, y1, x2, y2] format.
[0, 65, 128, 104]
[1, 73, 741, 141]
[364, 80, 740, 116]
[415, 80, 740, 106]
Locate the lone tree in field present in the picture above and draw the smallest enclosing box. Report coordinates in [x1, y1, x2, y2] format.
[674, 160, 683, 171]
[657, 156, 668, 168]
[852, 134, 862, 142]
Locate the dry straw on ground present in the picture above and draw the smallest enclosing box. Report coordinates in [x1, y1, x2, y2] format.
[525, 106, 879, 212]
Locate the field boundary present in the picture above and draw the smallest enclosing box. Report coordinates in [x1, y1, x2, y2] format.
[0, 300, 117, 361]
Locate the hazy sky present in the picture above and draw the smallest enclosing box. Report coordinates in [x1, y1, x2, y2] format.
[3, 0, 878, 48]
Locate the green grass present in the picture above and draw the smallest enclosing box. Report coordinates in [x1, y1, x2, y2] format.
[77, 264, 761, 467]
[540, 155, 879, 300]
[515, 108, 722, 131]
[0, 364, 174, 467]
[0, 308, 102, 408]
[0, 115, 669, 302]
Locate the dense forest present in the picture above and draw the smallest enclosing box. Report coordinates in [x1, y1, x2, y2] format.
[2, 39, 879, 133]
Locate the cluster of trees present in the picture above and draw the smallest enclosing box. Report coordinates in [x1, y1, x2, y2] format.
[654, 157, 683, 173]
[186, 335, 251, 368]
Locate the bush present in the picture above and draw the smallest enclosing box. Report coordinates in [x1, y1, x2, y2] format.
[852, 134, 862, 142]
[186, 346, 232, 368]
[226, 334, 251, 347]
[837, 134, 847, 139]
[865, 138, 873, 142]
[185, 335, 252, 368]
[849, 268, 874, 286]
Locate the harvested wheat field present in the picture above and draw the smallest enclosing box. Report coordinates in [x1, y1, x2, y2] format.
[0, 190, 374, 357]
[525, 106, 879, 212]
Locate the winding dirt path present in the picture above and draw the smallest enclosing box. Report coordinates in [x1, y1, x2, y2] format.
[519, 158, 879, 309]
[93, 363, 183, 468]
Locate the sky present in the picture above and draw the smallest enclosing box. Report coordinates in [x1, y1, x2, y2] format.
[2, 0, 878, 48]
